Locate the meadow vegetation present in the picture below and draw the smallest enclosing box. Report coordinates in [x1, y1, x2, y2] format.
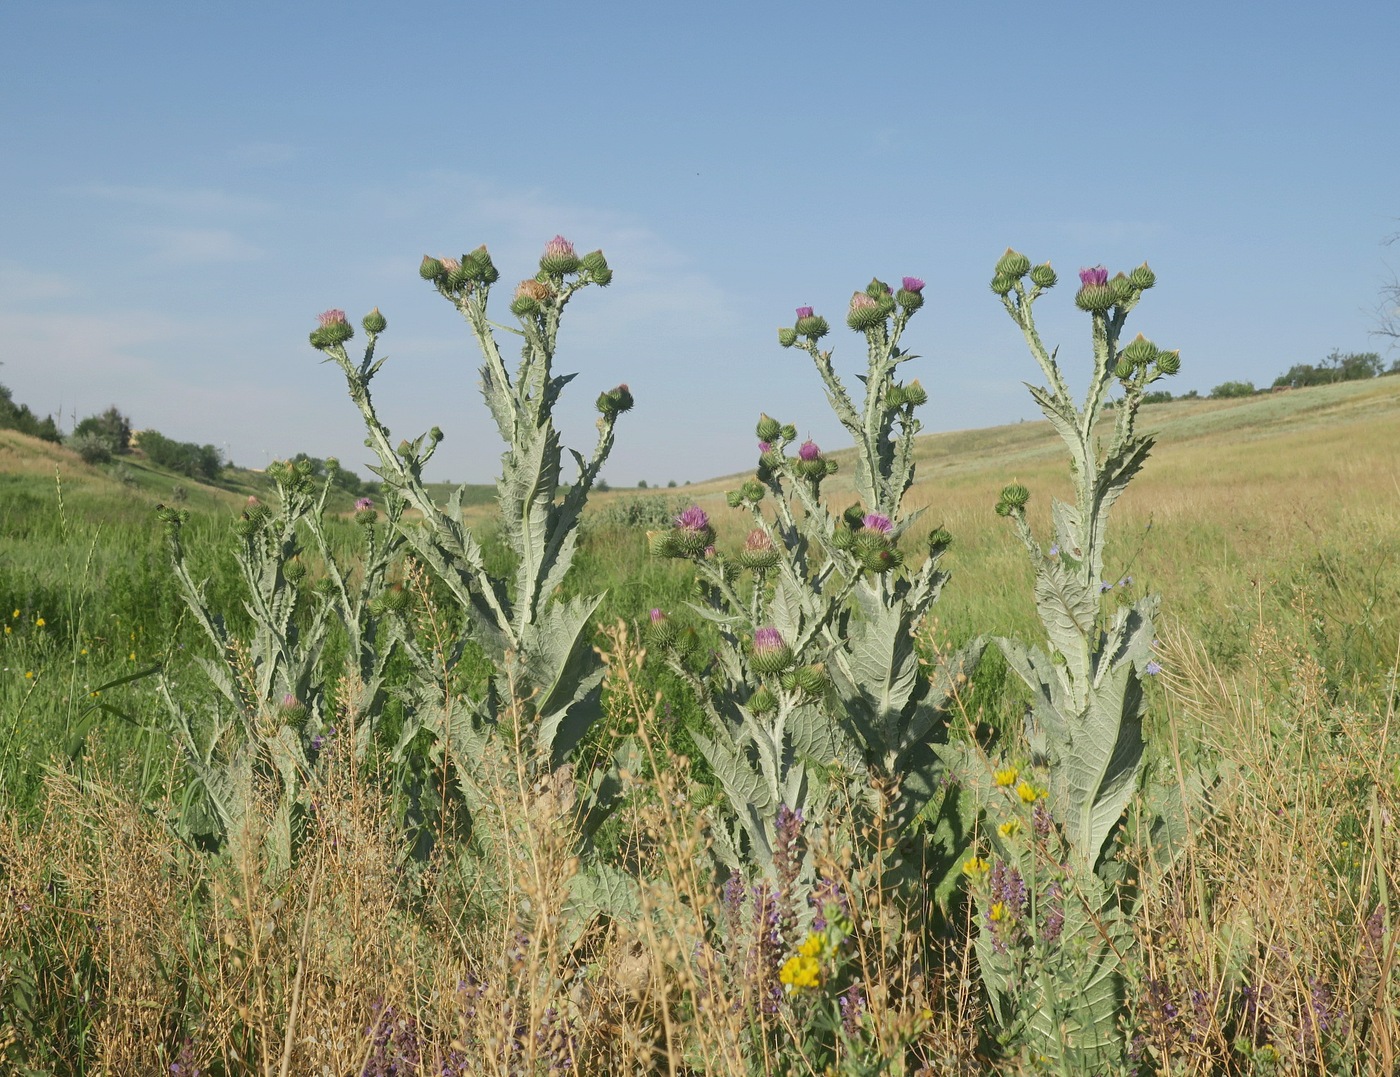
[1, 244, 1397, 1076]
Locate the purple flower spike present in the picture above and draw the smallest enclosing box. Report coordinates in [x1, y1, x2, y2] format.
[795, 306, 814, 320]
[902, 276, 925, 293]
[798, 440, 822, 461]
[753, 626, 786, 653]
[861, 513, 893, 534]
[675, 504, 710, 531]
[1079, 265, 1108, 287]
[317, 309, 347, 327]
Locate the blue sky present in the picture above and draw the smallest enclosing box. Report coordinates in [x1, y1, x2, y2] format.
[2, 1, 1396, 486]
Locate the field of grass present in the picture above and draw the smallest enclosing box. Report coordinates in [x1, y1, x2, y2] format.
[2, 377, 1398, 1073]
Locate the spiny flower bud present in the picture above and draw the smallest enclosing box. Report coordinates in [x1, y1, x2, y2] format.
[278, 694, 308, 725]
[420, 255, 445, 281]
[1074, 266, 1114, 312]
[1120, 334, 1158, 367]
[1155, 350, 1181, 376]
[741, 479, 765, 502]
[927, 526, 952, 555]
[1114, 358, 1135, 380]
[795, 312, 830, 339]
[736, 528, 780, 571]
[996, 248, 1031, 279]
[853, 531, 901, 573]
[539, 234, 581, 275]
[777, 326, 798, 348]
[372, 583, 410, 614]
[989, 275, 1016, 297]
[644, 608, 678, 650]
[847, 291, 885, 331]
[510, 279, 553, 317]
[647, 530, 676, 558]
[466, 244, 499, 284]
[1109, 272, 1135, 303]
[361, 307, 387, 334]
[757, 415, 782, 441]
[309, 309, 354, 350]
[902, 379, 928, 407]
[354, 497, 377, 525]
[780, 423, 798, 442]
[581, 249, 609, 275]
[749, 685, 778, 716]
[595, 383, 634, 418]
[897, 276, 925, 312]
[999, 483, 1030, 509]
[283, 559, 307, 584]
[750, 626, 793, 675]
[670, 505, 715, 557]
[793, 664, 828, 695]
[1129, 262, 1156, 290]
[886, 385, 907, 408]
[1030, 262, 1058, 288]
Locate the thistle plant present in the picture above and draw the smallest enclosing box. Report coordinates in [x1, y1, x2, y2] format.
[957, 249, 1186, 1068]
[650, 276, 980, 897]
[311, 238, 627, 852]
[156, 457, 408, 867]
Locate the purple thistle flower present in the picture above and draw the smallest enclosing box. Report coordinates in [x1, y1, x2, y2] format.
[317, 309, 347, 328]
[848, 292, 879, 313]
[1145, 660, 1162, 675]
[675, 504, 709, 531]
[797, 440, 822, 462]
[1079, 265, 1108, 287]
[796, 306, 814, 320]
[861, 512, 893, 534]
[282, 693, 298, 709]
[355, 496, 374, 511]
[902, 276, 925, 293]
[757, 440, 772, 454]
[543, 235, 576, 260]
[753, 626, 785, 653]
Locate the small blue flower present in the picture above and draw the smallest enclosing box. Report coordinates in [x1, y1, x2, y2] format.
[1145, 661, 1162, 675]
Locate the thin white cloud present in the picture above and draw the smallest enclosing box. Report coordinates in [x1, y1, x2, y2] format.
[0, 263, 76, 303]
[70, 183, 274, 217]
[140, 226, 264, 264]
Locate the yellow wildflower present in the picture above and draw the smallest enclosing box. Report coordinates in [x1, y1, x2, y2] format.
[11, 609, 18, 619]
[961, 856, 990, 878]
[993, 765, 1018, 787]
[129, 651, 137, 661]
[1015, 780, 1042, 804]
[778, 954, 822, 991]
[80, 648, 88, 655]
[35, 617, 45, 628]
[798, 931, 828, 959]
[998, 818, 1022, 839]
[988, 901, 1008, 923]
[3, 626, 9, 635]
[25, 671, 34, 680]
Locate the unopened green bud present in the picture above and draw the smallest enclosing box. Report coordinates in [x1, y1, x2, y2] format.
[831, 527, 855, 551]
[1121, 334, 1158, 367]
[741, 480, 765, 502]
[865, 277, 892, 300]
[468, 245, 499, 284]
[396, 440, 414, 459]
[596, 383, 634, 418]
[999, 483, 1030, 509]
[886, 385, 907, 408]
[842, 504, 866, 530]
[927, 526, 952, 555]
[793, 664, 827, 695]
[581, 249, 609, 275]
[847, 291, 885, 331]
[756, 414, 782, 441]
[990, 275, 1016, 297]
[283, 559, 307, 583]
[780, 424, 798, 442]
[896, 288, 925, 312]
[1109, 273, 1135, 303]
[726, 490, 743, 508]
[749, 686, 777, 716]
[1030, 262, 1058, 288]
[420, 255, 444, 281]
[1155, 350, 1181, 376]
[777, 326, 798, 348]
[1075, 284, 1115, 313]
[903, 379, 928, 407]
[795, 314, 830, 339]
[361, 307, 387, 334]
[643, 608, 678, 650]
[1114, 359, 1135, 379]
[1129, 262, 1156, 290]
[647, 530, 675, 558]
[591, 266, 613, 286]
[996, 248, 1031, 278]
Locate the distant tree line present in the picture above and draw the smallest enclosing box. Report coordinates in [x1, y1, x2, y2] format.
[1135, 350, 1398, 405]
[0, 383, 61, 442]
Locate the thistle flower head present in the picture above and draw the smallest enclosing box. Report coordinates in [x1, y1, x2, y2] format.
[354, 497, 374, 512]
[675, 504, 710, 532]
[318, 309, 347, 328]
[861, 513, 893, 534]
[1079, 265, 1109, 287]
[902, 276, 925, 293]
[649, 607, 665, 624]
[753, 626, 786, 653]
[757, 440, 771, 454]
[539, 234, 581, 275]
[847, 289, 886, 330]
[797, 440, 822, 462]
[439, 257, 461, 273]
[796, 306, 814, 320]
